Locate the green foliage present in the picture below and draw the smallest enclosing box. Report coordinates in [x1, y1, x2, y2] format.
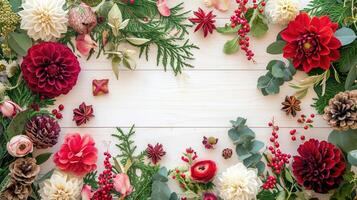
[112, 126, 160, 200]
[331, 170, 357, 200]
[7, 32, 32, 57]
[312, 77, 345, 114]
[5, 109, 32, 141]
[216, 24, 239, 34]
[337, 41, 357, 73]
[257, 190, 278, 200]
[347, 150, 357, 166]
[83, 171, 99, 190]
[328, 129, 357, 153]
[35, 153, 52, 165]
[266, 40, 286, 55]
[228, 117, 265, 174]
[305, 0, 355, 29]
[149, 167, 178, 200]
[250, 12, 269, 38]
[257, 60, 296, 96]
[223, 37, 239, 54]
[345, 64, 357, 90]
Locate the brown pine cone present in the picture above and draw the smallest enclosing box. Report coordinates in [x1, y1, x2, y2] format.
[9, 158, 40, 185]
[323, 91, 357, 131]
[281, 96, 301, 117]
[25, 114, 60, 149]
[0, 182, 32, 200]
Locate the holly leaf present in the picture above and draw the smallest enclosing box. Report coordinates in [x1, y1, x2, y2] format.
[223, 37, 239, 54]
[266, 40, 286, 54]
[216, 24, 239, 34]
[250, 14, 268, 38]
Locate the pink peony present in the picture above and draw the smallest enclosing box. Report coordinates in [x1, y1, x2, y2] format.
[54, 133, 98, 176]
[113, 173, 133, 197]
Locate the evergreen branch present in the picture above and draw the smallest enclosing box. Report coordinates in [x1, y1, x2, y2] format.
[336, 41, 357, 73]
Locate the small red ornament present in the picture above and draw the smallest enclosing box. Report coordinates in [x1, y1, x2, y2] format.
[92, 79, 109, 96]
[73, 102, 94, 126]
[189, 8, 216, 37]
[146, 143, 166, 164]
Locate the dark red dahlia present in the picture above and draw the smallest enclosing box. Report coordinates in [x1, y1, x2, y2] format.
[146, 143, 166, 164]
[292, 139, 346, 193]
[281, 13, 341, 72]
[189, 8, 216, 37]
[73, 102, 94, 126]
[21, 42, 81, 98]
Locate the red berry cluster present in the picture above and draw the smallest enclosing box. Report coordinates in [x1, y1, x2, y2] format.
[262, 175, 277, 190]
[290, 114, 315, 142]
[181, 148, 198, 164]
[52, 104, 64, 119]
[230, 0, 266, 61]
[92, 152, 114, 200]
[267, 121, 291, 174]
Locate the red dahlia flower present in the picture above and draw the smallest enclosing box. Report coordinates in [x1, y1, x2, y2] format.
[54, 133, 98, 176]
[190, 160, 217, 183]
[21, 42, 81, 98]
[281, 13, 341, 72]
[292, 139, 346, 193]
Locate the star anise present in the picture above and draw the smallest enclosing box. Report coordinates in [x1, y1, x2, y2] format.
[189, 8, 216, 37]
[146, 143, 166, 165]
[281, 96, 301, 117]
[73, 102, 94, 126]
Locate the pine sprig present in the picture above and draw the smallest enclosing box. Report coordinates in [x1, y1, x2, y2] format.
[336, 41, 357, 73]
[112, 125, 159, 200]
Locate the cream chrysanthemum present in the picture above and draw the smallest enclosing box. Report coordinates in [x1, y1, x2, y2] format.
[217, 163, 262, 200]
[39, 170, 83, 200]
[19, 0, 68, 41]
[265, 0, 299, 25]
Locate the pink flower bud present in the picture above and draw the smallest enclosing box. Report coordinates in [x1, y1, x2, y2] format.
[81, 185, 93, 200]
[75, 34, 98, 56]
[0, 100, 22, 118]
[7, 135, 33, 157]
[113, 173, 133, 197]
[157, 0, 171, 17]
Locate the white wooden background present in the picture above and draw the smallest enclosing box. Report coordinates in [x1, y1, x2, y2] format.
[37, 0, 332, 197]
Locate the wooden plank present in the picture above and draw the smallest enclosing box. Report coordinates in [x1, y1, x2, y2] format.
[37, 127, 330, 174]
[53, 70, 327, 128]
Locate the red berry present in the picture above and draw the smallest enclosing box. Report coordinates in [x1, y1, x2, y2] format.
[58, 104, 64, 111]
[304, 125, 308, 130]
[300, 135, 305, 140]
[291, 136, 296, 141]
[52, 109, 58, 115]
[310, 114, 315, 118]
[289, 129, 296, 135]
[55, 113, 62, 119]
[274, 142, 279, 148]
[261, 1, 266, 6]
[270, 137, 275, 142]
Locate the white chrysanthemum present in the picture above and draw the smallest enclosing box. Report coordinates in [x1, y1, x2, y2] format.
[19, 0, 68, 41]
[217, 163, 262, 200]
[265, 0, 300, 25]
[39, 170, 83, 200]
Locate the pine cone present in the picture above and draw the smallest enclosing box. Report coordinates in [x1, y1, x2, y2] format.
[0, 182, 32, 200]
[25, 114, 60, 149]
[9, 158, 40, 185]
[323, 91, 357, 131]
[68, 3, 97, 34]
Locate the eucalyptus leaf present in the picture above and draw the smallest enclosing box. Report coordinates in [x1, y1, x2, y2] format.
[152, 167, 169, 182]
[5, 109, 32, 141]
[266, 40, 286, 54]
[335, 27, 357, 46]
[223, 37, 240, 54]
[243, 153, 262, 167]
[250, 140, 265, 153]
[127, 38, 150, 46]
[8, 32, 32, 57]
[328, 129, 357, 153]
[35, 153, 52, 165]
[347, 150, 357, 166]
[9, 0, 22, 12]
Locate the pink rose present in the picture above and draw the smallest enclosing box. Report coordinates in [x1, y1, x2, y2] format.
[113, 173, 133, 197]
[7, 135, 33, 157]
[81, 185, 93, 200]
[0, 100, 22, 117]
[190, 160, 217, 183]
[76, 34, 98, 56]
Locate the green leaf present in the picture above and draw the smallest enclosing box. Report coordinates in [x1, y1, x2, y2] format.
[126, 37, 150, 46]
[35, 153, 52, 165]
[336, 41, 357, 73]
[37, 169, 54, 183]
[345, 65, 357, 90]
[228, 127, 255, 145]
[111, 56, 121, 79]
[8, 32, 33, 57]
[335, 27, 357, 46]
[250, 140, 264, 153]
[266, 40, 286, 54]
[257, 73, 284, 95]
[216, 24, 239, 34]
[9, 0, 22, 12]
[284, 169, 294, 183]
[270, 61, 285, 78]
[257, 190, 278, 200]
[152, 167, 169, 182]
[250, 14, 268, 38]
[347, 150, 357, 166]
[276, 191, 286, 200]
[5, 109, 32, 141]
[223, 37, 239, 54]
[243, 153, 262, 167]
[255, 161, 265, 175]
[328, 129, 357, 153]
[0, 174, 10, 193]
